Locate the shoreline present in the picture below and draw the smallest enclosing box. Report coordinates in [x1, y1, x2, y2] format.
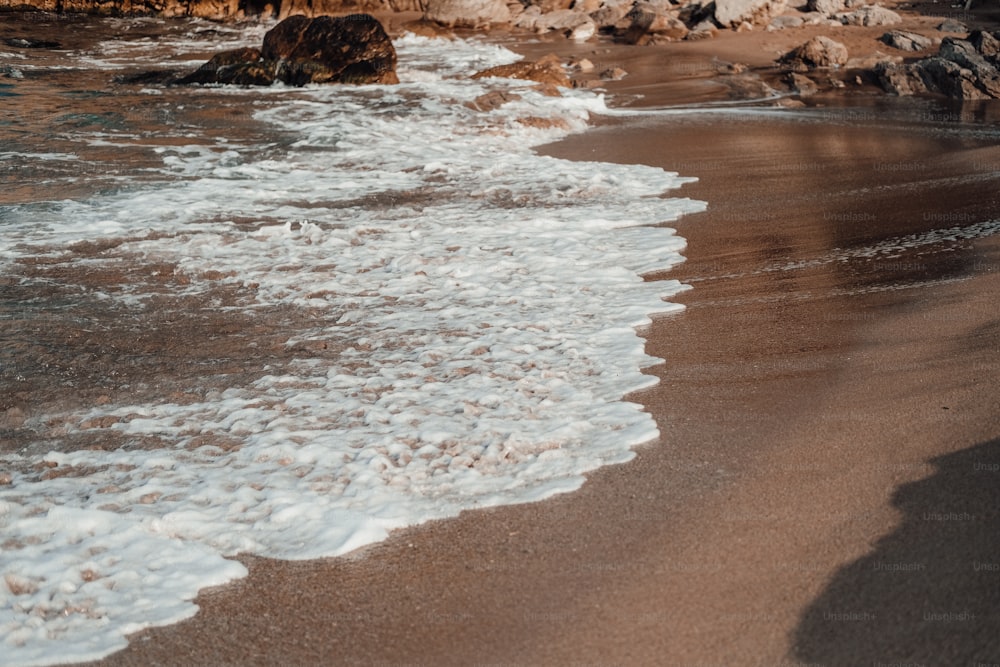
[76, 31, 1000, 667]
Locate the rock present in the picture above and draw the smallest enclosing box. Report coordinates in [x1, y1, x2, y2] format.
[873, 61, 926, 96]
[806, 0, 842, 14]
[600, 66, 628, 80]
[918, 57, 990, 99]
[871, 31, 1000, 99]
[937, 36, 1000, 96]
[264, 15, 398, 85]
[686, 21, 720, 40]
[176, 47, 267, 85]
[880, 30, 934, 52]
[713, 0, 787, 28]
[721, 71, 778, 98]
[786, 72, 818, 94]
[768, 15, 804, 30]
[576, 57, 595, 72]
[782, 35, 849, 69]
[567, 18, 597, 41]
[838, 4, 901, 27]
[620, 3, 688, 44]
[465, 89, 523, 111]
[589, 0, 633, 29]
[424, 0, 512, 28]
[937, 19, 968, 34]
[968, 30, 1000, 58]
[472, 54, 571, 88]
[176, 15, 398, 87]
[534, 0, 575, 10]
[847, 51, 900, 69]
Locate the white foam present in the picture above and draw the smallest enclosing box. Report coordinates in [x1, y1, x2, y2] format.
[0, 31, 703, 665]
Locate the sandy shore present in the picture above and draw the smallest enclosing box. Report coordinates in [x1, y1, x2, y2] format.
[74, 13, 1000, 667]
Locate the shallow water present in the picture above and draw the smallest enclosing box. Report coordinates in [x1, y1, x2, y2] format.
[0, 14, 704, 665]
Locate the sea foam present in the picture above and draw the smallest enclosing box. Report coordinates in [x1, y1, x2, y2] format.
[0, 29, 704, 665]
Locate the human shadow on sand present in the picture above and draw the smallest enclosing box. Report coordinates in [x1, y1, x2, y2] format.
[793, 437, 1000, 665]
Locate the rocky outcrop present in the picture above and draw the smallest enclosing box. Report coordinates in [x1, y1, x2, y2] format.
[174, 14, 398, 86]
[874, 30, 1000, 99]
[781, 36, 849, 70]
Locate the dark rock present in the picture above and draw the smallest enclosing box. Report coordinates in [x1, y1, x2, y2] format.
[116, 69, 184, 85]
[176, 15, 398, 87]
[917, 57, 989, 99]
[937, 36, 1000, 97]
[176, 47, 265, 85]
[263, 15, 398, 85]
[880, 30, 933, 52]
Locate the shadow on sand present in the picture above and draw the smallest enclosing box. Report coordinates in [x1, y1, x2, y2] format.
[793, 438, 1000, 665]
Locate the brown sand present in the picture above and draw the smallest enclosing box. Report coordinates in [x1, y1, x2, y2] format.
[78, 12, 1000, 667]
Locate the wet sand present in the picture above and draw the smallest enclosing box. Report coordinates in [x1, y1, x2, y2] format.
[77, 67, 1000, 667]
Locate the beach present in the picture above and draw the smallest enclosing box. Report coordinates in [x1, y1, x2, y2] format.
[2, 6, 998, 665]
[81, 55, 1000, 667]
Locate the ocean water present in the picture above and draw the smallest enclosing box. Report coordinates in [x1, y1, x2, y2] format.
[0, 19, 704, 665]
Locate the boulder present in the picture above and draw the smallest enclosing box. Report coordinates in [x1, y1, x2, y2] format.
[471, 54, 571, 88]
[806, 0, 861, 15]
[263, 15, 398, 85]
[620, 2, 689, 44]
[768, 15, 804, 30]
[567, 18, 598, 41]
[873, 61, 926, 96]
[713, 0, 787, 28]
[937, 19, 967, 34]
[175, 15, 398, 87]
[424, 0, 512, 28]
[782, 36, 849, 69]
[838, 4, 901, 27]
[918, 57, 990, 99]
[969, 30, 1000, 57]
[880, 30, 934, 52]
